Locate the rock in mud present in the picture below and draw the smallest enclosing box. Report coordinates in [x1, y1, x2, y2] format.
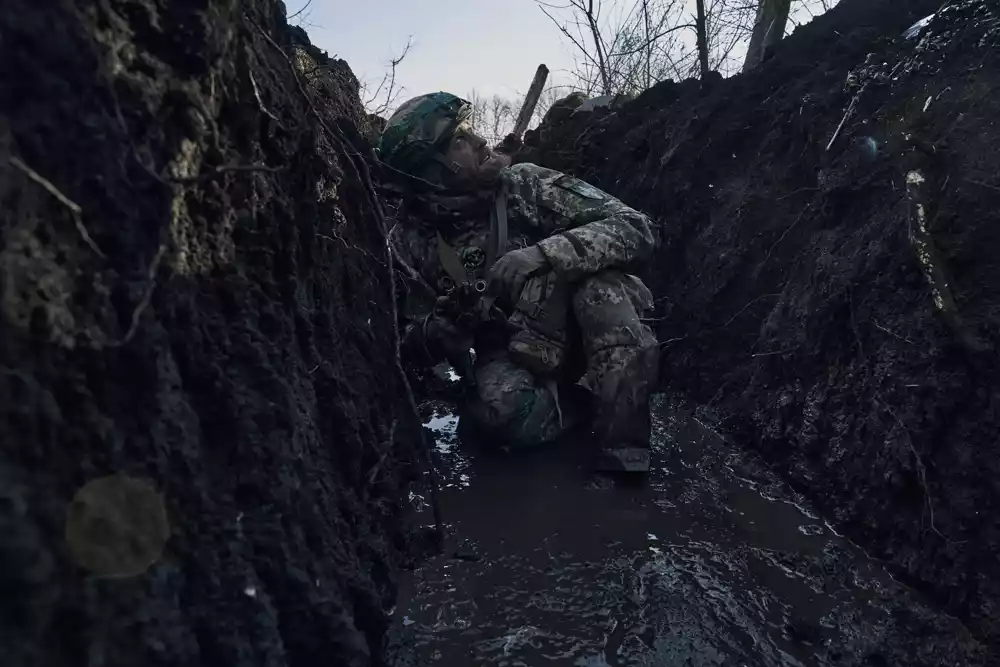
[0, 1, 422, 665]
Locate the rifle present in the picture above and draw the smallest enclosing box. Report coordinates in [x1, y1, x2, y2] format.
[512, 64, 550, 139]
[434, 232, 504, 394]
[496, 64, 550, 155]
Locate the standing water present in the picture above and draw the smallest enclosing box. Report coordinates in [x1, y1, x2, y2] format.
[387, 395, 983, 666]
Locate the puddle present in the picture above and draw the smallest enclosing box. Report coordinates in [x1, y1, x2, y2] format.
[390, 395, 983, 666]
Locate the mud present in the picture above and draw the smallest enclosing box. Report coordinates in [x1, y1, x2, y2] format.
[520, 0, 1000, 649]
[0, 1, 423, 666]
[388, 396, 985, 666]
[4, 0, 1000, 664]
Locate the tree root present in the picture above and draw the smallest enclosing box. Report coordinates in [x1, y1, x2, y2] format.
[244, 11, 444, 541]
[9, 156, 106, 259]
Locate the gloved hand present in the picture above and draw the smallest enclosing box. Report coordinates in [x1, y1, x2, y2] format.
[488, 245, 551, 308]
[496, 132, 523, 156]
[423, 310, 474, 362]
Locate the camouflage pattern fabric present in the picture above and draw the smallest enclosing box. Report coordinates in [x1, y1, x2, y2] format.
[377, 92, 472, 174]
[463, 354, 569, 449]
[463, 270, 658, 449]
[390, 162, 659, 448]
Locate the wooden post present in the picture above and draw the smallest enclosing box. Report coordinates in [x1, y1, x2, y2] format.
[512, 64, 550, 139]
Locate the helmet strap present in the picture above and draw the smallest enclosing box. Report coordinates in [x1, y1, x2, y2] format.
[431, 152, 463, 174]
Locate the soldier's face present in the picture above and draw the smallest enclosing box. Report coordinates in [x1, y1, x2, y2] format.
[441, 126, 510, 190]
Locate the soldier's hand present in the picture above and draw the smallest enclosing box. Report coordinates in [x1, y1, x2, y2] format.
[424, 313, 474, 362]
[488, 245, 550, 307]
[496, 133, 523, 156]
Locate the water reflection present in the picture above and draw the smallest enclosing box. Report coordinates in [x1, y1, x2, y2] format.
[391, 395, 983, 666]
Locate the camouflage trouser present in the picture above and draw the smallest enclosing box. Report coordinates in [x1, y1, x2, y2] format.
[464, 270, 658, 449]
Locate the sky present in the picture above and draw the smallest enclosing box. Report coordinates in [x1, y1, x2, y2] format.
[285, 0, 838, 114]
[285, 0, 580, 106]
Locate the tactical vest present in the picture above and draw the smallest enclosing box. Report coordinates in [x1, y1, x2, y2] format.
[435, 182, 570, 377]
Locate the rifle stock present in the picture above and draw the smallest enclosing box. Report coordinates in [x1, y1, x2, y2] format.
[512, 64, 550, 139]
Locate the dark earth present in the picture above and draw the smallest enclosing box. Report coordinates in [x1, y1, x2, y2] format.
[2, 0, 999, 665]
[519, 0, 1000, 652]
[387, 395, 984, 665]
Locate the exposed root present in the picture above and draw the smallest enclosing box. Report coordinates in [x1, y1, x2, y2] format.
[366, 418, 398, 488]
[105, 244, 167, 348]
[9, 156, 106, 259]
[751, 347, 799, 358]
[245, 12, 444, 540]
[967, 178, 1000, 193]
[753, 205, 810, 279]
[248, 68, 281, 125]
[873, 319, 916, 344]
[879, 399, 948, 541]
[826, 94, 860, 152]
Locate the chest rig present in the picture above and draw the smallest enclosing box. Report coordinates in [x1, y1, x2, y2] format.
[435, 183, 570, 380]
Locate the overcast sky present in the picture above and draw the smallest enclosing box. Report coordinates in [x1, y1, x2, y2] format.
[285, 1, 837, 113]
[286, 0, 580, 106]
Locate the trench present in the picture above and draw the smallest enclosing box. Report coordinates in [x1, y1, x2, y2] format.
[3, 0, 1000, 664]
[386, 395, 983, 666]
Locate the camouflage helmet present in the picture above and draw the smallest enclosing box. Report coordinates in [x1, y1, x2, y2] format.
[377, 92, 473, 175]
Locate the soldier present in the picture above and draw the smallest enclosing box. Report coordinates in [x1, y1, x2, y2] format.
[379, 92, 659, 473]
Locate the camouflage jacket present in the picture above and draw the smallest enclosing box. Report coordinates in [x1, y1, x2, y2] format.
[389, 162, 657, 364]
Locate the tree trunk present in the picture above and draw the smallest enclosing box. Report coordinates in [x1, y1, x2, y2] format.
[695, 0, 710, 80]
[743, 0, 793, 71]
[585, 0, 612, 94]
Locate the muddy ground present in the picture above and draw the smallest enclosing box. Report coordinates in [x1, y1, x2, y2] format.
[387, 396, 985, 666]
[0, 1, 425, 666]
[520, 0, 1000, 650]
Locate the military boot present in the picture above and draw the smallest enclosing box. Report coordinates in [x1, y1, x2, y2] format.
[587, 345, 659, 474]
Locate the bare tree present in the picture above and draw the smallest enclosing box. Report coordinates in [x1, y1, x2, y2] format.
[362, 38, 413, 117]
[539, 0, 840, 93]
[743, 0, 793, 70]
[467, 91, 518, 146]
[538, 0, 738, 93]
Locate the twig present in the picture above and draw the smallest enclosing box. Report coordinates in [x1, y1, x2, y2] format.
[753, 205, 809, 278]
[9, 157, 106, 258]
[751, 347, 798, 358]
[967, 178, 1000, 193]
[881, 401, 946, 539]
[777, 187, 818, 201]
[245, 14, 344, 155]
[721, 293, 781, 328]
[658, 336, 686, 347]
[873, 319, 915, 344]
[249, 68, 281, 124]
[826, 93, 860, 152]
[367, 418, 398, 486]
[106, 245, 167, 347]
[248, 11, 443, 539]
[287, 0, 314, 21]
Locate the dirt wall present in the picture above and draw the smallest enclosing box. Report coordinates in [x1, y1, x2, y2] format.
[0, 1, 419, 665]
[521, 0, 1000, 646]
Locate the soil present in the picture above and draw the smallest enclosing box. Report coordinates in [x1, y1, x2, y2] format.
[387, 396, 986, 666]
[520, 0, 1000, 651]
[4, 0, 1000, 664]
[0, 1, 427, 666]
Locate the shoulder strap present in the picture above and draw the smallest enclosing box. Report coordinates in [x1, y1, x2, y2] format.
[486, 181, 509, 268]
